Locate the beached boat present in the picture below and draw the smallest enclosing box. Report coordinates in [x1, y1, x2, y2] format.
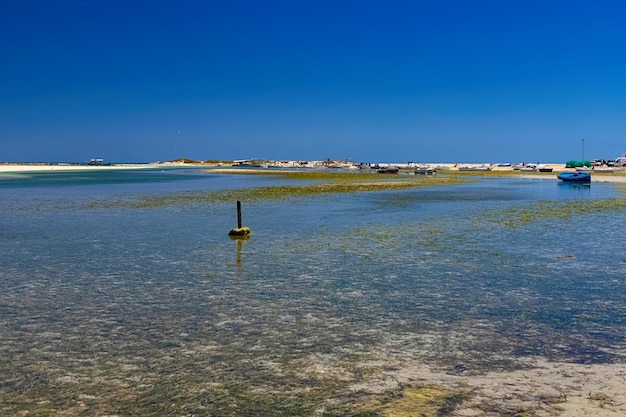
[475, 164, 492, 171]
[593, 168, 615, 173]
[557, 172, 591, 182]
[414, 166, 437, 175]
[512, 163, 531, 170]
[458, 165, 492, 172]
[377, 166, 399, 174]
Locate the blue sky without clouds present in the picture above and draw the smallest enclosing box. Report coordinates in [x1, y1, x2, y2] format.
[2, 0, 626, 163]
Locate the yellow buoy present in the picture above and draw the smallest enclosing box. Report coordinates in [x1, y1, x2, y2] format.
[228, 226, 251, 237]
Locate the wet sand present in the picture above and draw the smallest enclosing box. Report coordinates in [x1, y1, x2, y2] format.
[349, 357, 626, 416]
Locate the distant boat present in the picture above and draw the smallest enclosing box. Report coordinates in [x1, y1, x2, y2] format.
[377, 166, 399, 174]
[414, 166, 437, 175]
[519, 164, 537, 172]
[593, 168, 615, 173]
[557, 172, 591, 182]
[458, 164, 492, 171]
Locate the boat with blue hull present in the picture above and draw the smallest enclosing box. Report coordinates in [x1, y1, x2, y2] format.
[557, 172, 591, 182]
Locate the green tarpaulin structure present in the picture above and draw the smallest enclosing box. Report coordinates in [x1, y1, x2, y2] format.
[565, 160, 592, 168]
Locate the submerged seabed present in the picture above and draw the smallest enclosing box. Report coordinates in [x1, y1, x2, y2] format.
[1, 169, 625, 416]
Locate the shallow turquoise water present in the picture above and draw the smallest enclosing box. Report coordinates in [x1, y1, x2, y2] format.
[1, 169, 625, 413]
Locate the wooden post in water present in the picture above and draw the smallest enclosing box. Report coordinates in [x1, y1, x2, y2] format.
[237, 200, 242, 229]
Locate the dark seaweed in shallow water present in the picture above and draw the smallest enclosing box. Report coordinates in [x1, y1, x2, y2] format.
[1, 172, 625, 415]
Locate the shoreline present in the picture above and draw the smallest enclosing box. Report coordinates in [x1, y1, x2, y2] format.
[0, 163, 161, 172]
[3, 162, 626, 183]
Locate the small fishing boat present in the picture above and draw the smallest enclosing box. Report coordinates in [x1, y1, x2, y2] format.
[557, 172, 591, 182]
[414, 166, 437, 175]
[520, 164, 537, 172]
[458, 164, 492, 171]
[377, 166, 399, 174]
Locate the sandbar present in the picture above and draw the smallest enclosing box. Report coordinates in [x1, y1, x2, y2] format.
[3, 162, 626, 185]
[0, 163, 162, 172]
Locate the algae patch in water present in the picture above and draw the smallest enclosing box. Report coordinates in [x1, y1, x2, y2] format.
[363, 385, 470, 417]
[479, 197, 626, 228]
[83, 172, 467, 210]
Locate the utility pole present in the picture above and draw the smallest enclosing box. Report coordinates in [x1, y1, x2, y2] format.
[582, 138, 585, 161]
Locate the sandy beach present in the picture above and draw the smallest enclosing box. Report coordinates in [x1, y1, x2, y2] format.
[0, 163, 160, 172]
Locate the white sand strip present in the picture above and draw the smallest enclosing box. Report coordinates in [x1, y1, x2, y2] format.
[0, 163, 160, 172]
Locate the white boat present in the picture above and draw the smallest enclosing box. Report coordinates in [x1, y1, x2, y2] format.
[458, 164, 492, 171]
[593, 168, 615, 173]
[414, 166, 437, 175]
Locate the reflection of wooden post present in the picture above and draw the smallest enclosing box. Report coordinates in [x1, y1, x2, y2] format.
[237, 200, 242, 229]
[236, 239, 243, 267]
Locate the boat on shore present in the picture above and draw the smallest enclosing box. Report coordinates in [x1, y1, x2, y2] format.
[414, 166, 437, 175]
[520, 164, 537, 172]
[377, 166, 399, 174]
[458, 164, 492, 172]
[593, 168, 615, 173]
[557, 172, 591, 182]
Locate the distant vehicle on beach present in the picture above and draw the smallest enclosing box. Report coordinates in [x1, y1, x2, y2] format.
[88, 158, 111, 166]
[614, 156, 626, 167]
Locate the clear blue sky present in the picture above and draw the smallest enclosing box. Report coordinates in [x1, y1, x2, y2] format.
[2, 0, 625, 163]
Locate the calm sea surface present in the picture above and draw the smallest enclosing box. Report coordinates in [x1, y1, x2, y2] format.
[1, 168, 625, 414]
